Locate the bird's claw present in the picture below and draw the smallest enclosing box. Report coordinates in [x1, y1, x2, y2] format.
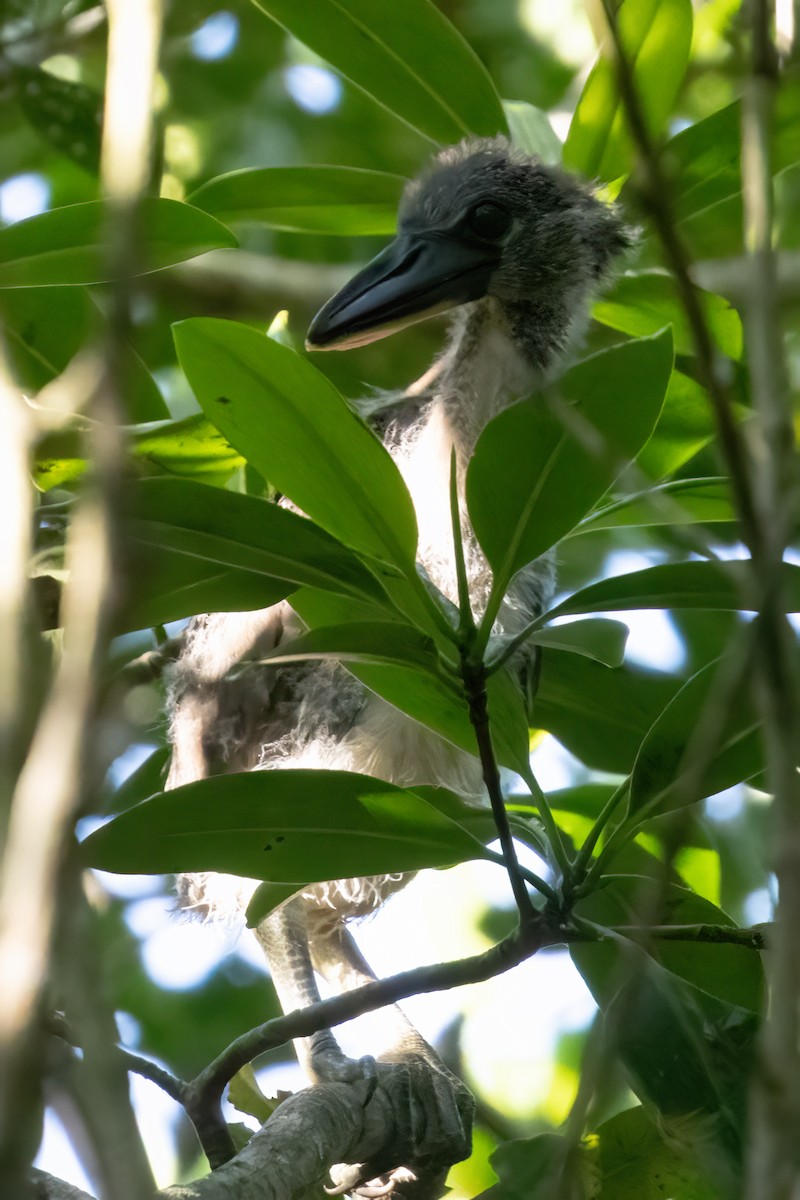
[310, 1029, 378, 1093]
[327, 1053, 474, 1199]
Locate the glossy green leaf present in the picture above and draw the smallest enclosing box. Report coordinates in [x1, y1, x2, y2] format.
[632, 77, 800, 257]
[227, 1064, 277, 1122]
[502, 101, 562, 164]
[250, 0, 507, 143]
[486, 668, 537, 777]
[418, 786, 547, 857]
[543, 783, 618, 820]
[286, 584, 402, 631]
[6, 288, 168, 424]
[571, 947, 752, 1158]
[131, 414, 245, 486]
[512, 617, 629, 668]
[629, 658, 763, 820]
[489, 1134, 583, 1200]
[82, 769, 489, 880]
[636, 371, 721, 480]
[665, 79, 800, 226]
[124, 477, 386, 611]
[338, 658, 528, 777]
[245, 882, 300, 928]
[189, 166, 406, 235]
[593, 1105, 728, 1200]
[255, 621, 443, 673]
[173, 318, 418, 570]
[574, 875, 764, 1013]
[100, 747, 170, 816]
[289, 584, 529, 775]
[533, 653, 679, 773]
[117, 553, 292, 634]
[467, 330, 673, 591]
[0, 198, 237, 287]
[546, 559, 800, 622]
[570, 479, 734, 536]
[594, 270, 742, 359]
[564, 0, 693, 181]
[35, 410, 241, 493]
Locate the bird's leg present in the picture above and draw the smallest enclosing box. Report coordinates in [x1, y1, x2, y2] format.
[309, 918, 474, 1198]
[254, 898, 376, 1085]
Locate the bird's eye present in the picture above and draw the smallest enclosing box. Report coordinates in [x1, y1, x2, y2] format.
[465, 201, 512, 241]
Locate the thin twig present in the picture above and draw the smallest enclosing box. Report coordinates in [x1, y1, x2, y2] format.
[194, 920, 553, 1104]
[46, 1012, 186, 1104]
[598, 0, 762, 555]
[740, 4, 800, 1196]
[461, 659, 537, 920]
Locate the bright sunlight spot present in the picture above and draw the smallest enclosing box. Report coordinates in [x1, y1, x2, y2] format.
[0, 173, 50, 223]
[743, 887, 773, 926]
[284, 64, 343, 114]
[191, 11, 239, 61]
[518, 0, 595, 65]
[36, 1111, 94, 1195]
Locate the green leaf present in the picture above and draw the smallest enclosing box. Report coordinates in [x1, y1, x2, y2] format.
[467, 330, 673, 591]
[502, 101, 562, 164]
[131, 414, 245, 486]
[593, 1105, 730, 1200]
[228, 1064, 279, 1123]
[5, 288, 169, 424]
[666, 79, 800, 226]
[82, 769, 489, 881]
[570, 479, 735, 536]
[173, 318, 418, 571]
[574, 875, 764, 1013]
[12, 65, 102, 173]
[533, 653, 679, 774]
[250, 0, 507, 143]
[255, 621, 444, 673]
[544, 783, 619, 820]
[99, 747, 170, 815]
[564, 0, 693, 181]
[593, 270, 742, 360]
[245, 882, 304, 927]
[121, 477, 387, 628]
[288, 588, 530, 775]
[519, 618, 629, 668]
[419, 786, 545, 856]
[636, 371, 721, 480]
[36, 409, 241, 493]
[285, 584, 402, 630]
[117, 557, 290, 635]
[489, 1134, 586, 1200]
[571, 949, 753, 1159]
[547, 559, 800, 622]
[628, 657, 763, 820]
[486, 667, 537, 778]
[189, 166, 406, 235]
[631, 76, 800, 257]
[0, 198, 237, 288]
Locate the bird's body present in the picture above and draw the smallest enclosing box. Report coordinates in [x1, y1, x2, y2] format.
[167, 136, 628, 1194]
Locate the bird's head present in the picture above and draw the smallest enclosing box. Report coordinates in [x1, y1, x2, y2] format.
[306, 136, 630, 357]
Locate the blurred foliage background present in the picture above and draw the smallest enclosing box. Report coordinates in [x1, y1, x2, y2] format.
[0, 0, 796, 1195]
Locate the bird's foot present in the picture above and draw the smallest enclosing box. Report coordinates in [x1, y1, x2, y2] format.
[310, 1028, 378, 1090]
[326, 1053, 474, 1199]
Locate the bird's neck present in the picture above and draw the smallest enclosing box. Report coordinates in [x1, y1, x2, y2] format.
[433, 294, 584, 456]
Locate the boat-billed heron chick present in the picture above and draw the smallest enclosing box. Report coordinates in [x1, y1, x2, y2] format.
[168, 136, 629, 1196]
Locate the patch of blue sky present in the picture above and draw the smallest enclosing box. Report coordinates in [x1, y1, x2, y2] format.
[284, 64, 342, 114]
[191, 11, 239, 61]
[0, 172, 50, 223]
